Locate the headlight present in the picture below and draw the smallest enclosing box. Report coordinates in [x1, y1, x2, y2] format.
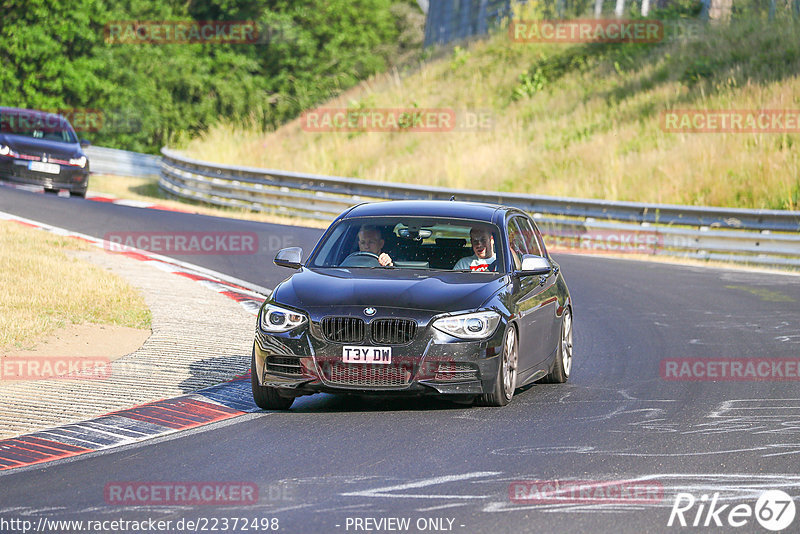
[69, 156, 87, 168]
[259, 303, 307, 333]
[432, 310, 501, 340]
[0, 145, 11, 156]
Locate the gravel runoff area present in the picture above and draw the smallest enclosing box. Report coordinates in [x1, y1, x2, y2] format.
[0, 247, 258, 439]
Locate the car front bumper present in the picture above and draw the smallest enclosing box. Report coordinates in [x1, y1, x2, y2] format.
[253, 320, 506, 398]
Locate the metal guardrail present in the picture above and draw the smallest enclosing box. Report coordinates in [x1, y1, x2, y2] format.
[423, 0, 800, 48]
[86, 146, 161, 177]
[159, 148, 800, 268]
[424, 0, 514, 47]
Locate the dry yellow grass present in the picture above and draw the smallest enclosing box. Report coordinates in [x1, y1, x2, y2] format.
[0, 220, 152, 350]
[183, 10, 800, 211]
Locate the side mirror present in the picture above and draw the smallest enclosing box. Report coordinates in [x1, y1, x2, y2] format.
[517, 254, 552, 276]
[274, 247, 303, 269]
[79, 139, 91, 147]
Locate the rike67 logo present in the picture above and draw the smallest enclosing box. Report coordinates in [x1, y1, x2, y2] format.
[668, 490, 796, 531]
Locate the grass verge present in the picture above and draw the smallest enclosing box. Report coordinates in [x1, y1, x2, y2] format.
[183, 6, 800, 210]
[0, 220, 152, 350]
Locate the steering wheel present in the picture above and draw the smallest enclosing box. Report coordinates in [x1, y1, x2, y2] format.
[340, 251, 381, 267]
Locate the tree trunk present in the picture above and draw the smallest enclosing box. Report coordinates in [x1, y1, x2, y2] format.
[709, 0, 733, 21]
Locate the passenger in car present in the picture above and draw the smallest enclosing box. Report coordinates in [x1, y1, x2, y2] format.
[453, 225, 496, 271]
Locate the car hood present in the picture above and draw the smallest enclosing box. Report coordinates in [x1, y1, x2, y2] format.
[0, 134, 81, 158]
[273, 267, 507, 314]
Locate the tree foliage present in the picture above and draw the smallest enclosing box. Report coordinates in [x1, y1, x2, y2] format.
[0, 0, 422, 152]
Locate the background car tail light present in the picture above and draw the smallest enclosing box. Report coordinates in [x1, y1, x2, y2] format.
[68, 156, 87, 168]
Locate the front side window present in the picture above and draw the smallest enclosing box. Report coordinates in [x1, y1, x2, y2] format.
[516, 217, 543, 257]
[308, 217, 504, 272]
[507, 217, 528, 270]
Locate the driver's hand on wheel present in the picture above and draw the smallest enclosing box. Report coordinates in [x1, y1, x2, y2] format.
[378, 253, 393, 267]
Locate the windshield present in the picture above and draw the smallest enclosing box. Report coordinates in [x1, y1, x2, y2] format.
[309, 216, 504, 272]
[0, 110, 78, 143]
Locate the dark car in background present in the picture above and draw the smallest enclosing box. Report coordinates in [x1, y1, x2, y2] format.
[252, 200, 573, 410]
[0, 107, 90, 197]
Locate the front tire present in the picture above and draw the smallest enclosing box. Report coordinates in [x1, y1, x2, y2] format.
[476, 326, 518, 407]
[251, 350, 294, 410]
[542, 308, 572, 383]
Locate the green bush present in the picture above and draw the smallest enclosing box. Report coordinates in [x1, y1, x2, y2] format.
[0, 0, 422, 153]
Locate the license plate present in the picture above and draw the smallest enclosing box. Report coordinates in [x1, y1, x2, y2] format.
[29, 161, 60, 174]
[342, 346, 392, 364]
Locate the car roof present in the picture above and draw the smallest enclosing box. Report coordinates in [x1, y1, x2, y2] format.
[343, 200, 507, 222]
[0, 106, 65, 119]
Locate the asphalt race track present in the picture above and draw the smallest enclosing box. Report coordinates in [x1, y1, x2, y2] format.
[1, 187, 799, 534]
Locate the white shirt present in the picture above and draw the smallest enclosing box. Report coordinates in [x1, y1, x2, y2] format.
[453, 254, 496, 271]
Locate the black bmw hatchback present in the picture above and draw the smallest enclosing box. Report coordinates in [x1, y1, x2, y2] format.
[252, 200, 573, 409]
[0, 107, 90, 197]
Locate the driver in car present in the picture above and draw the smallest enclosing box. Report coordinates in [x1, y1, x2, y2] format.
[453, 225, 496, 271]
[358, 225, 394, 267]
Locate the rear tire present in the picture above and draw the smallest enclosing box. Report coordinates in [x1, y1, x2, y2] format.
[71, 188, 87, 198]
[542, 308, 572, 384]
[251, 350, 294, 410]
[476, 326, 518, 407]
